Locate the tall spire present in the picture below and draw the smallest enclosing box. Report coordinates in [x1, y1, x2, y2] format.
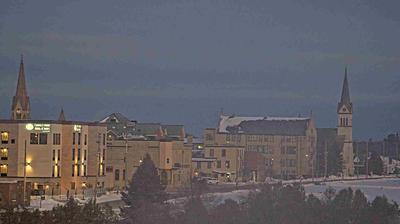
[58, 108, 66, 121]
[11, 54, 31, 120]
[337, 67, 352, 113]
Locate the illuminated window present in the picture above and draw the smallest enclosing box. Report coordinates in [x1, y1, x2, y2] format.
[30, 133, 47, 145]
[0, 164, 7, 176]
[0, 148, 8, 160]
[1, 132, 9, 144]
[30, 133, 39, 144]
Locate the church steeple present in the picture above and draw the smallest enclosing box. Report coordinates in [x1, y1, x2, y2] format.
[58, 108, 66, 121]
[337, 67, 352, 113]
[11, 55, 31, 120]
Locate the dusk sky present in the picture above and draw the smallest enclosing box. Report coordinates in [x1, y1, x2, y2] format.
[0, 0, 399, 140]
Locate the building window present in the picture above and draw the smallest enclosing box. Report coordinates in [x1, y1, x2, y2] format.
[115, 169, 120, 181]
[77, 148, 81, 161]
[72, 148, 75, 161]
[30, 133, 39, 144]
[221, 149, 226, 157]
[123, 169, 126, 180]
[103, 134, 106, 145]
[196, 162, 201, 169]
[84, 134, 87, 145]
[1, 132, 9, 144]
[53, 133, 61, 145]
[52, 149, 55, 161]
[217, 160, 221, 168]
[207, 161, 212, 169]
[102, 148, 105, 161]
[166, 158, 170, 164]
[77, 164, 80, 176]
[287, 147, 297, 155]
[0, 164, 7, 176]
[39, 133, 47, 144]
[83, 165, 87, 176]
[71, 182, 75, 190]
[52, 165, 55, 177]
[57, 149, 61, 161]
[72, 165, 75, 176]
[209, 149, 214, 157]
[84, 150, 87, 161]
[225, 161, 230, 169]
[57, 165, 60, 177]
[78, 133, 81, 145]
[73, 133, 76, 145]
[0, 148, 8, 160]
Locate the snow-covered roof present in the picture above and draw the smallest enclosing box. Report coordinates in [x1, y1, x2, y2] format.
[218, 115, 311, 135]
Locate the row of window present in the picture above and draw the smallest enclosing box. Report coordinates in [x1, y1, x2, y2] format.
[280, 159, 297, 167]
[196, 160, 231, 169]
[114, 169, 126, 181]
[340, 117, 350, 127]
[208, 148, 226, 157]
[71, 164, 87, 177]
[71, 148, 88, 161]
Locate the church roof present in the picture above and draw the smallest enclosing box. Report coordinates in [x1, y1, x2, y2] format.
[58, 108, 66, 121]
[11, 55, 31, 119]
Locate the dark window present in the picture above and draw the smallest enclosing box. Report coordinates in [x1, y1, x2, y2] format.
[52, 150, 55, 161]
[207, 161, 212, 169]
[102, 148, 105, 161]
[71, 182, 75, 190]
[103, 134, 106, 145]
[39, 133, 47, 144]
[84, 134, 87, 145]
[73, 133, 76, 145]
[217, 160, 221, 168]
[53, 133, 61, 145]
[221, 149, 226, 157]
[11, 139, 15, 144]
[30, 133, 39, 144]
[196, 162, 201, 169]
[84, 150, 87, 161]
[123, 169, 126, 180]
[83, 165, 86, 176]
[57, 165, 60, 177]
[57, 149, 60, 161]
[77, 148, 81, 161]
[115, 169, 120, 181]
[52, 165, 55, 177]
[209, 149, 214, 157]
[78, 133, 81, 145]
[166, 158, 170, 164]
[72, 148, 75, 161]
[72, 165, 75, 176]
[77, 165, 80, 176]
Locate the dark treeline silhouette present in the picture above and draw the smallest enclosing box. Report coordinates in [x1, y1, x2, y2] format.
[0, 198, 118, 224]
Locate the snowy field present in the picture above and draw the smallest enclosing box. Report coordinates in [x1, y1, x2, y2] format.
[304, 178, 400, 204]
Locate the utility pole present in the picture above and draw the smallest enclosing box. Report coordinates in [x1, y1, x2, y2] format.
[366, 140, 369, 179]
[23, 140, 27, 207]
[324, 141, 328, 179]
[124, 132, 128, 189]
[94, 133, 101, 203]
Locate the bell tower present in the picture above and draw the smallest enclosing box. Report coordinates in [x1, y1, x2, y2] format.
[11, 55, 31, 120]
[337, 68, 354, 176]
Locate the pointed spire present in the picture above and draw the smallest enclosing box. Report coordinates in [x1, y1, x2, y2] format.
[58, 108, 66, 121]
[340, 67, 351, 104]
[337, 67, 352, 113]
[16, 54, 28, 97]
[11, 54, 31, 120]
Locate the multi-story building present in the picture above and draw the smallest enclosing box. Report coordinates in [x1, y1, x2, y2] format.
[0, 57, 107, 196]
[204, 115, 317, 181]
[100, 113, 192, 191]
[192, 145, 244, 182]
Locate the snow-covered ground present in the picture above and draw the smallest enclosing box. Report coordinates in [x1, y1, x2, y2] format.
[304, 178, 400, 203]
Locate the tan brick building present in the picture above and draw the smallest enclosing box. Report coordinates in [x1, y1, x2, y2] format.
[193, 145, 244, 182]
[100, 113, 192, 191]
[204, 115, 317, 181]
[0, 57, 107, 197]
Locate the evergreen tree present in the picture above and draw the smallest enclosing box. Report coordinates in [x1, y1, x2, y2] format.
[121, 153, 170, 224]
[179, 196, 209, 224]
[369, 196, 399, 224]
[351, 189, 370, 224]
[368, 152, 384, 175]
